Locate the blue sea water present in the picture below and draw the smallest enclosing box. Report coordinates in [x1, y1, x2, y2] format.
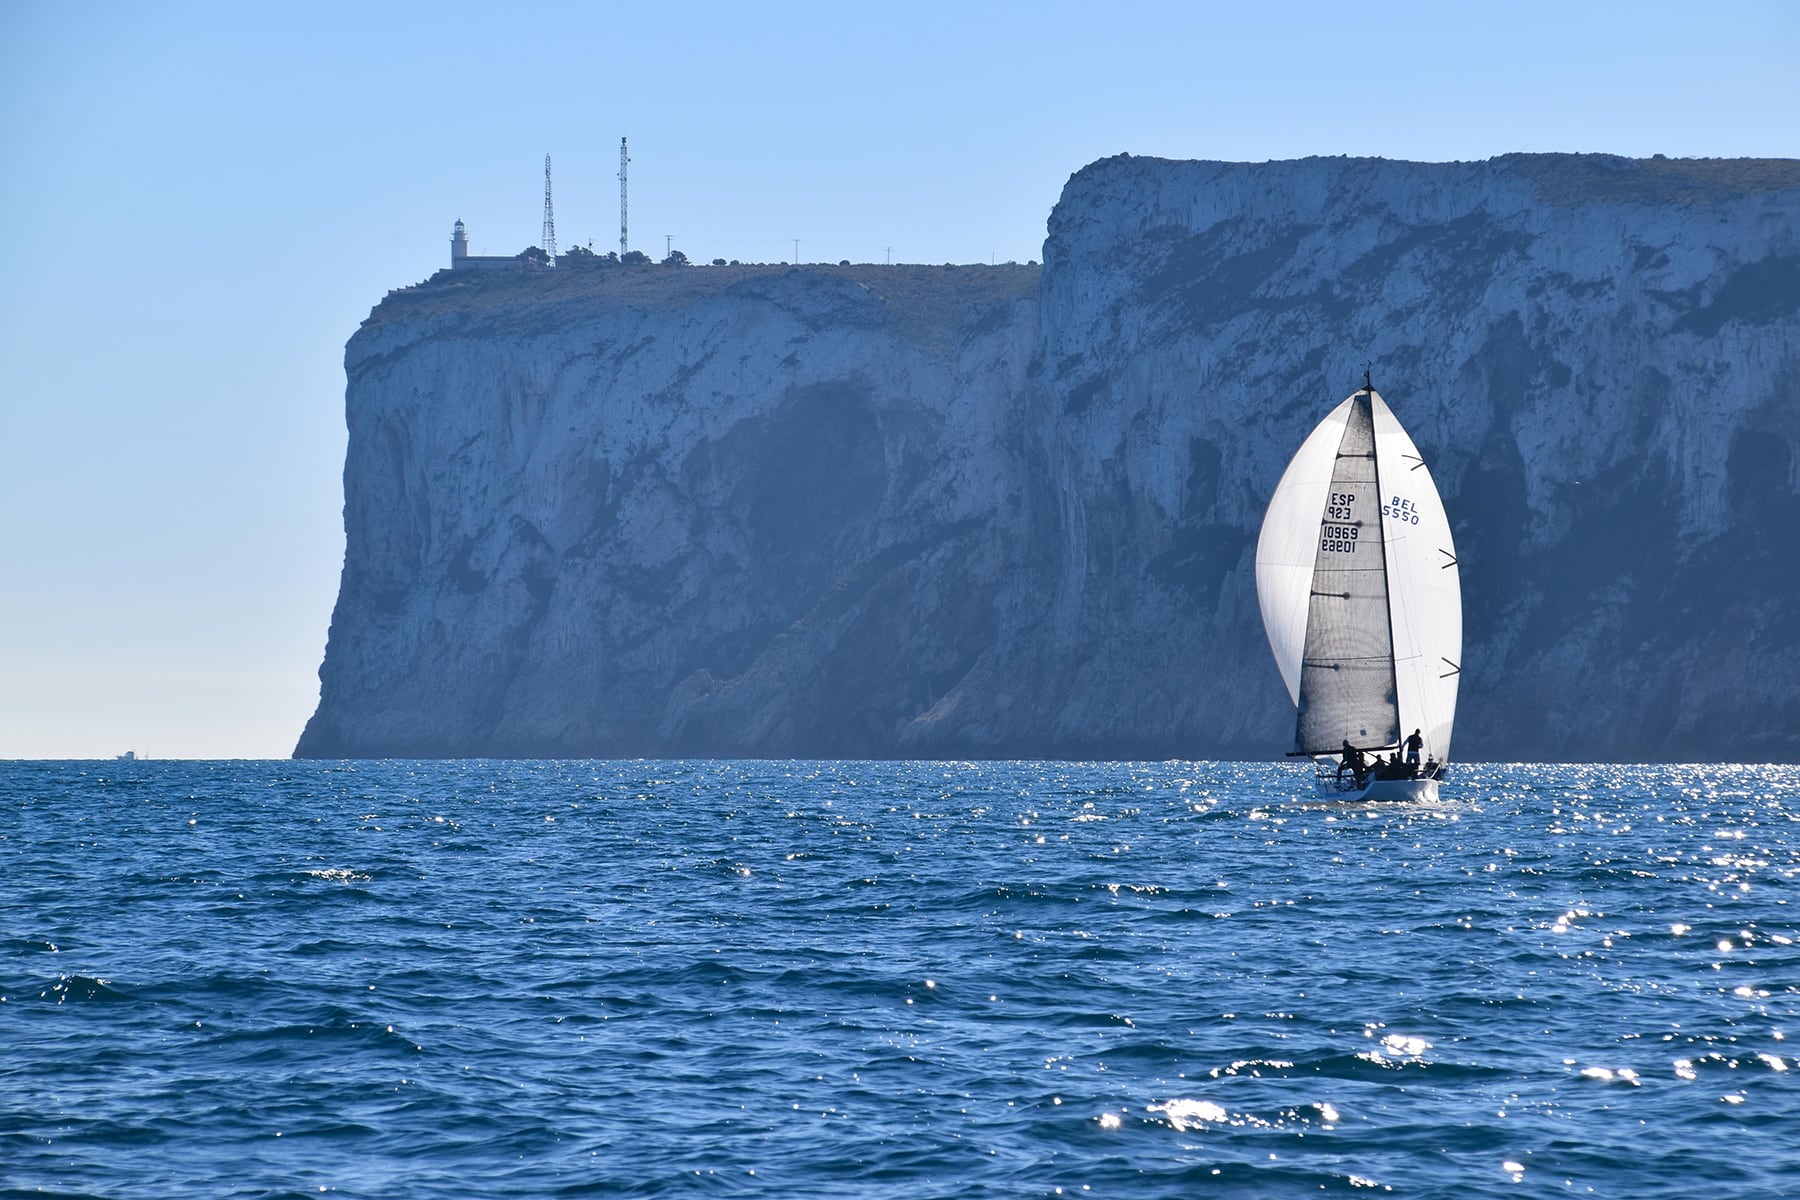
[2, 760, 1797, 1199]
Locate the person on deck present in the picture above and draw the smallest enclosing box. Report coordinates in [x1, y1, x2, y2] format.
[1404, 729, 1424, 766]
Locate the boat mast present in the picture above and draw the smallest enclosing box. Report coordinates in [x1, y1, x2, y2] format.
[1364, 372, 1404, 749]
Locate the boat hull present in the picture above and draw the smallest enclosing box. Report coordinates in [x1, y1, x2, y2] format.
[1314, 774, 1440, 803]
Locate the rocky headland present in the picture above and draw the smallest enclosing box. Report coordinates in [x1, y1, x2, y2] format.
[297, 153, 1800, 761]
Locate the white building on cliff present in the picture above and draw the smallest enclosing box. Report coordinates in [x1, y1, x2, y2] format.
[450, 219, 532, 270]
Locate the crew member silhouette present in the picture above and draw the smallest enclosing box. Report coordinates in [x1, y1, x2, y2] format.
[1404, 729, 1424, 765]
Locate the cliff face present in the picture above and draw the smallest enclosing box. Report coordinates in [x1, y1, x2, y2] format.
[297, 264, 1043, 757]
[298, 154, 1800, 762]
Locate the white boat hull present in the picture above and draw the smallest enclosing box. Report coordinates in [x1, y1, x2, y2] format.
[1314, 774, 1440, 803]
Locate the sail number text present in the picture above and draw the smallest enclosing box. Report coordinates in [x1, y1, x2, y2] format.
[1382, 494, 1422, 525]
[1321, 492, 1361, 553]
[1320, 522, 1359, 554]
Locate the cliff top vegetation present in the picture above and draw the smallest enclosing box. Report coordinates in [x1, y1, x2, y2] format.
[360, 261, 1041, 358]
[1067, 151, 1800, 210]
[1496, 153, 1800, 207]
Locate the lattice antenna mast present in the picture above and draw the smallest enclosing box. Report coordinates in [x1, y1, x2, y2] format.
[542, 154, 557, 265]
[618, 137, 630, 258]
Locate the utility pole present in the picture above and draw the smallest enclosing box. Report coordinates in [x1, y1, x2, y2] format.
[618, 137, 630, 258]
[541, 154, 557, 265]
[792, 238, 800, 265]
[885, 246, 892, 265]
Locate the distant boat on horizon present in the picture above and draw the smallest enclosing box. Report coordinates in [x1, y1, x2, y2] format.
[116, 750, 139, 761]
[1255, 378, 1461, 801]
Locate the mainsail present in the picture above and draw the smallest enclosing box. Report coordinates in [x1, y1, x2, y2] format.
[1296, 393, 1397, 752]
[1256, 387, 1461, 762]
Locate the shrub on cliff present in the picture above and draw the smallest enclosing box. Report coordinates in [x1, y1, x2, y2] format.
[559, 245, 609, 268]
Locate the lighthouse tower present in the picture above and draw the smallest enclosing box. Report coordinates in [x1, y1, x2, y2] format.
[451, 219, 469, 265]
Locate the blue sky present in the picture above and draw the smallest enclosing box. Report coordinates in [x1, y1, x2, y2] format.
[2, 0, 1795, 758]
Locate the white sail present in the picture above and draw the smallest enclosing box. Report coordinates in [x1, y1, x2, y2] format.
[1255, 388, 1461, 763]
[1369, 394, 1461, 762]
[1255, 400, 1354, 708]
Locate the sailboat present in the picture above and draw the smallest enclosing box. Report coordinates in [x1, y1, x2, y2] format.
[1255, 377, 1461, 801]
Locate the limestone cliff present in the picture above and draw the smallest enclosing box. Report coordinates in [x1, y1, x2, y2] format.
[297, 154, 1800, 761]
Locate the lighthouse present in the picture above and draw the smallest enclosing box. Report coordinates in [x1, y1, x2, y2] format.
[451, 219, 469, 265]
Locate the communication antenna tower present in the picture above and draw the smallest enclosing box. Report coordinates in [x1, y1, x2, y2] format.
[618, 137, 630, 258]
[542, 154, 558, 265]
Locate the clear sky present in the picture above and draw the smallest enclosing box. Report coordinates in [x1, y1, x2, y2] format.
[2, 0, 1795, 759]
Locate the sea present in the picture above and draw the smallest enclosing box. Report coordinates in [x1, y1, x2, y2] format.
[3, 759, 1796, 1199]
